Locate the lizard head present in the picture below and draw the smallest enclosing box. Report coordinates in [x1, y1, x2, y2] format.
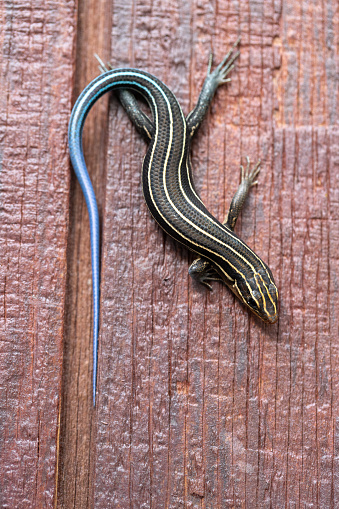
[228, 267, 279, 324]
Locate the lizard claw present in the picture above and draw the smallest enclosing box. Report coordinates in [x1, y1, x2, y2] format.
[241, 157, 261, 186]
[209, 37, 241, 85]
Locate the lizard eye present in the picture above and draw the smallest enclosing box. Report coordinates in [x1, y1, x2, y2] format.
[246, 296, 257, 308]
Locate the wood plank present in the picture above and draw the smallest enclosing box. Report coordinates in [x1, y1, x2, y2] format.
[0, 1, 76, 507]
[56, 0, 113, 507]
[59, 0, 338, 507]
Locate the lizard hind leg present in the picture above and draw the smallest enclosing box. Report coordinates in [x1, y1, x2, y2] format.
[186, 38, 241, 138]
[209, 36, 241, 84]
[94, 53, 111, 74]
[94, 54, 154, 140]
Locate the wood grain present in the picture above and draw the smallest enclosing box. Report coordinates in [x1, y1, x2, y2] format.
[0, 1, 76, 507]
[56, 0, 113, 507]
[0, 0, 338, 507]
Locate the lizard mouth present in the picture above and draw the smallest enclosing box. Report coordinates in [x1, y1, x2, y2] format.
[264, 313, 278, 324]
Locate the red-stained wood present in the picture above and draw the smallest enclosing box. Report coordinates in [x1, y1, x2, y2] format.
[1, 0, 338, 508]
[56, 0, 113, 506]
[86, 1, 339, 506]
[0, 1, 76, 507]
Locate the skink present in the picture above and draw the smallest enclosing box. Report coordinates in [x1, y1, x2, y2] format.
[68, 40, 278, 405]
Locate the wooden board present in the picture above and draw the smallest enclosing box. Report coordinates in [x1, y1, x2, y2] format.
[1, 0, 338, 507]
[0, 0, 76, 506]
[60, 0, 339, 506]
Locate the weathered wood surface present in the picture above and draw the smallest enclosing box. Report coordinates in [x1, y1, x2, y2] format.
[1, 0, 338, 507]
[0, 0, 76, 507]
